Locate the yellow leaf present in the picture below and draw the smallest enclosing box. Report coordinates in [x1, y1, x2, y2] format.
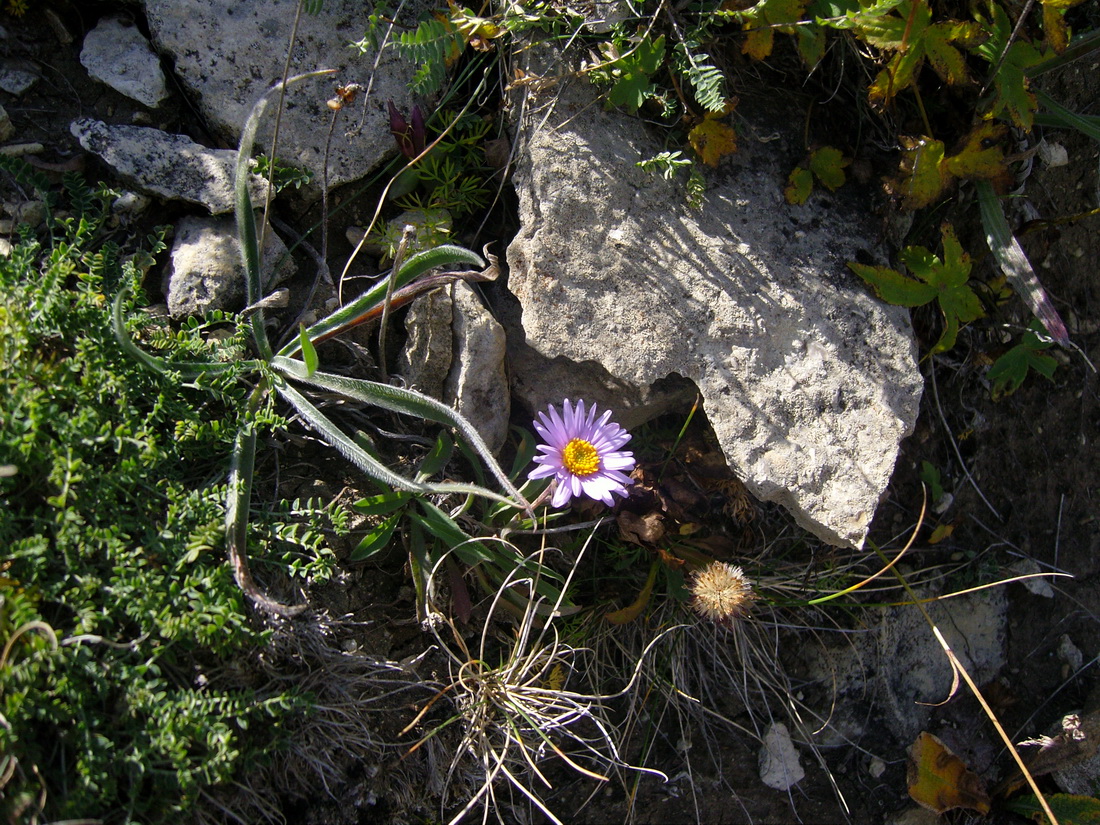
[928, 522, 954, 544]
[605, 561, 659, 625]
[742, 27, 775, 60]
[942, 122, 1009, 183]
[907, 731, 991, 815]
[785, 166, 813, 205]
[689, 117, 738, 167]
[1041, 0, 1088, 54]
[893, 136, 949, 209]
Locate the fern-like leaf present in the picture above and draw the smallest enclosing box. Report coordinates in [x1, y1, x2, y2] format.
[395, 17, 464, 97]
[686, 60, 727, 113]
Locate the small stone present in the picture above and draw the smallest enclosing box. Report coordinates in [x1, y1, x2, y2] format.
[163, 214, 296, 318]
[1011, 558, 1055, 598]
[759, 722, 804, 790]
[81, 17, 170, 108]
[1038, 139, 1069, 169]
[70, 118, 268, 214]
[0, 68, 38, 96]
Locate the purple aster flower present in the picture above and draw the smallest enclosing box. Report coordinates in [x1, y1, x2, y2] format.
[528, 399, 635, 508]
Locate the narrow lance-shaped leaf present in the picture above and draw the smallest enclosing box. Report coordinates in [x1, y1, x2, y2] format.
[977, 180, 1070, 346]
[112, 288, 246, 377]
[236, 69, 336, 360]
[277, 244, 485, 358]
[275, 379, 523, 508]
[272, 357, 529, 508]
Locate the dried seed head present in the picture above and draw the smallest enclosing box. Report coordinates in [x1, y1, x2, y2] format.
[690, 562, 754, 624]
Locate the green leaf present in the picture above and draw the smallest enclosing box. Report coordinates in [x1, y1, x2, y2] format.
[969, 2, 1044, 128]
[987, 321, 1058, 399]
[412, 500, 494, 566]
[235, 70, 335, 359]
[278, 244, 484, 359]
[298, 323, 317, 376]
[351, 512, 402, 560]
[271, 358, 528, 508]
[852, 225, 984, 352]
[1005, 793, 1100, 825]
[898, 224, 983, 352]
[417, 431, 454, 481]
[894, 136, 949, 208]
[919, 460, 945, 502]
[808, 145, 850, 191]
[352, 491, 411, 516]
[848, 262, 938, 307]
[606, 35, 666, 112]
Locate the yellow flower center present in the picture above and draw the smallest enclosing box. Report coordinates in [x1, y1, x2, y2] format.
[561, 438, 601, 476]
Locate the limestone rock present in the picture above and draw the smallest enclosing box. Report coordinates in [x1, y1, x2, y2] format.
[80, 16, 170, 108]
[400, 282, 509, 454]
[144, 0, 429, 192]
[503, 46, 923, 548]
[400, 288, 453, 401]
[801, 588, 1007, 743]
[163, 214, 296, 318]
[446, 282, 509, 455]
[70, 118, 268, 214]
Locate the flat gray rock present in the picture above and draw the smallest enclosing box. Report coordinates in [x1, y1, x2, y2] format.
[143, 0, 427, 191]
[80, 16, 170, 108]
[70, 118, 268, 214]
[504, 47, 923, 547]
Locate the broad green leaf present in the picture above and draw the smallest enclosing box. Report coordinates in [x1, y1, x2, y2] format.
[795, 24, 827, 67]
[987, 322, 1058, 400]
[899, 224, 983, 352]
[808, 145, 850, 191]
[969, 2, 1044, 128]
[606, 36, 665, 112]
[352, 491, 411, 516]
[849, 262, 937, 306]
[918, 460, 944, 502]
[351, 512, 402, 560]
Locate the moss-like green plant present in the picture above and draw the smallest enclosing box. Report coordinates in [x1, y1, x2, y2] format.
[0, 161, 323, 823]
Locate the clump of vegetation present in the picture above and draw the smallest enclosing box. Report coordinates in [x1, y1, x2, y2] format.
[0, 161, 329, 822]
